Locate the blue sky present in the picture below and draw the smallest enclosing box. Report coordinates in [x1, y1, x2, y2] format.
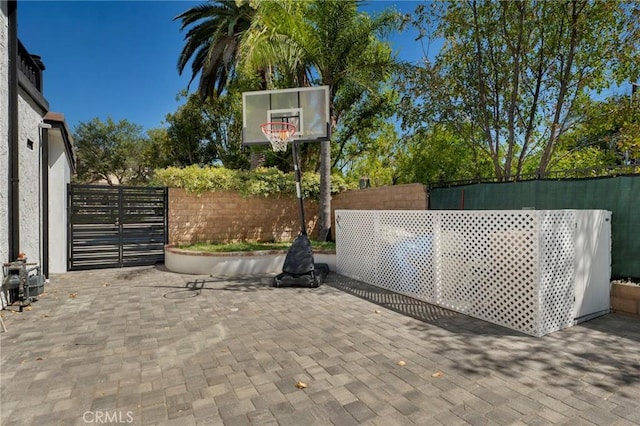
[17, 0, 425, 134]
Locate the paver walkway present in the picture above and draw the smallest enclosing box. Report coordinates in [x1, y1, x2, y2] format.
[1, 266, 639, 426]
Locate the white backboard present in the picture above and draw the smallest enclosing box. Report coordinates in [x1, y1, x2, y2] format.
[242, 86, 330, 145]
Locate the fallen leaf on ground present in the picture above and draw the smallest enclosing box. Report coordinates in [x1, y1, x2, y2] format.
[295, 381, 308, 389]
[41, 314, 49, 318]
[103, 283, 110, 287]
[36, 357, 43, 361]
[397, 360, 406, 366]
[69, 293, 77, 298]
[374, 309, 381, 314]
[25, 306, 32, 311]
[432, 371, 444, 378]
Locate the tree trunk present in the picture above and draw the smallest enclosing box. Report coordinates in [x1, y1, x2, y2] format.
[249, 151, 266, 170]
[538, 0, 582, 176]
[503, 1, 525, 180]
[317, 139, 331, 241]
[471, 0, 502, 181]
[517, 23, 546, 178]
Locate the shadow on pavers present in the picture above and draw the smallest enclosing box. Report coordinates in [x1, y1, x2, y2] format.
[139, 273, 338, 299]
[323, 274, 520, 336]
[150, 265, 640, 391]
[323, 275, 640, 394]
[127, 266, 640, 396]
[329, 276, 640, 395]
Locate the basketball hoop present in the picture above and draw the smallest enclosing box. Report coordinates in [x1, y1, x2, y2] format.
[261, 122, 296, 152]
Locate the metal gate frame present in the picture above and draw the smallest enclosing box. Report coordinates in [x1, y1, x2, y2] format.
[68, 184, 168, 270]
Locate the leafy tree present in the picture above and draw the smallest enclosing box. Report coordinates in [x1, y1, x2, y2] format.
[164, 94, 216, 166]
[555, 94, 640, 167]
[239, 0, 400, 240]
[73, 118, 150, 185]
[200, 91, 251, 169]
[395, 125, 493, 185]
[175, 0, 257, 98]
[343, 122, 399, 187]
[402, 0, 640, 180]
[175, 1, 273, 170]
[145, 127, 173, 169]
[545, 147, 613, 175]
[331, 88, 399, 172]
[159, 93, 250, 169]
[514, 93, 640, 177]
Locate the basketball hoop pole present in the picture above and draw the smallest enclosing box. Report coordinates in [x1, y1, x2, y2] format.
[246, 87, 331, 288]
[291, 141, 307, 236]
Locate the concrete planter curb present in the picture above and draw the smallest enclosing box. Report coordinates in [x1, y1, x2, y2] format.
[165, 245, 336, 276]
[611, 282, 640, 316]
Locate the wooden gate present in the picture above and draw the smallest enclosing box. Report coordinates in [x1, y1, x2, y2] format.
[68, 184, 168, 270]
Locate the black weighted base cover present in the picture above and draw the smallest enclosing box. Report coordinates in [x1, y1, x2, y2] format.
[282, 234, 315, 275]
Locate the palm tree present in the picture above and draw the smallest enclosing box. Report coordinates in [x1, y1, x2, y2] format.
[240, 0, 399, 240]
[175, 0, 256, 98]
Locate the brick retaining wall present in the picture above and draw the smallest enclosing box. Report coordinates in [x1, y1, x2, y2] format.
[169, 188, 319, 244]
[168, 183, 428, 244]
[330, 183, 428, 239]
[332, 183, 428, 211]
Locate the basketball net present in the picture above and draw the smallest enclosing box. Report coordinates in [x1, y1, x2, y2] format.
[261, 122, 296, 152]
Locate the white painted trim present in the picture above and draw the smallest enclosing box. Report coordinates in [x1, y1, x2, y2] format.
[165, 246, 336, 276]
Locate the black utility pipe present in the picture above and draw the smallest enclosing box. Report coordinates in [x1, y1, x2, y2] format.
[8, 0, 20, 261]
[41, 126, 49, 277]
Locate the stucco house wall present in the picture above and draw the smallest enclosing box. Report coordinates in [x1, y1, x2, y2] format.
[1, 3, 74, 274]
[0, 2, 47, 264]
[46, 113, 73, 273]
[17, 90, 47, 261]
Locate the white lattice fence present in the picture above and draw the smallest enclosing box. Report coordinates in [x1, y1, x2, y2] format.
[537, 211, 577, 335]
[335, 210, 607, 337]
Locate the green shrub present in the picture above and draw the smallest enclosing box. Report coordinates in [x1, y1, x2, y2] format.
[177, 240, 336, 252]
[153, 165, 236, 193]
[240, 167, 291, 197]
[152, 165, 356, 198]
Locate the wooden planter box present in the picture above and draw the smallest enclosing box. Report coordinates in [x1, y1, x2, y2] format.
[611, 283, 640, 316]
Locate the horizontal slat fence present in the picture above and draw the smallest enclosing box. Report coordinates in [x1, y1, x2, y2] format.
[68, 185, 167, 270]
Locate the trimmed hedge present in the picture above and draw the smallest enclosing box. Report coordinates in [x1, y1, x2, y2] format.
[152, 165, 356, 198]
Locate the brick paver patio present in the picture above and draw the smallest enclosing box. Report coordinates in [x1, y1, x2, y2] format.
[1, 266, 639, 425]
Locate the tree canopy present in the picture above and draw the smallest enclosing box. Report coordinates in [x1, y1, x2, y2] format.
[400, 0, 640, 181]
[175, 0, 256, 98]
[73, 117, 151, 185]
[237, 0, 401, 239]
[75, 0, 640, 194]
[154, 92, 249, 169]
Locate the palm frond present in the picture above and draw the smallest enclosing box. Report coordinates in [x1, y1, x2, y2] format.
[175, 0, 256, 98]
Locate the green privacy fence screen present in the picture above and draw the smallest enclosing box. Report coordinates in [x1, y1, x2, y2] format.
[429, 176, 639, 279]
